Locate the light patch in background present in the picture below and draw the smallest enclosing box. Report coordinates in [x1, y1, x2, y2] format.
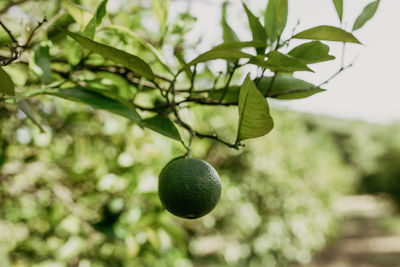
[179, 0, 400, 124]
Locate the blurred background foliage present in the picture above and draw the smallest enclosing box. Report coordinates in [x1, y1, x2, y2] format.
[2, 97, 400, 266]
[0, 0, 398, 266]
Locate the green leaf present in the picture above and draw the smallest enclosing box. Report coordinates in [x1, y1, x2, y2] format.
[221, 2, 239, 43]
[63, 0, 92, 27]
[83, 0, 108, 38]
[257, 73, 325, 99]
[264, 0, 288, 43]
[288, 41, 335, 64]
[352, 0, 380, 31]
[105, 25, 172, 74]
[62, 29, 154, 80]
[243, 2, 267, 54]
[332, 0, 343, 22]
[183, 49, 252, 70]
[267, 51, 313, 72]
[208, 86, 240, 103]
[152, 0, 170, 29]
[47, 87, 141, 122]
[213, 40, 267, 50]
[16, 100, 45, 132]
[294, 26, 361, 44]
[30, 43, 56, 83]
[0, 66, 15, 95]
[236, 75, 274, 143]
[140, 115, 181, 141]
[249, 51, 313, 72]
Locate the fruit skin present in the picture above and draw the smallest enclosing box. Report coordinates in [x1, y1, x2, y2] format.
[158, 158, 221, 219]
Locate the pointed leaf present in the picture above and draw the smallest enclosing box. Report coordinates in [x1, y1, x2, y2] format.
[352, 0, 380, 31]
[221, 2, 239, 43]
[152, 0, 170, 28]
[257, 73, 325, 99]
[30, 43, 56, 83]
[62, 29, 154, 80]
[63, 0, 92, 27]
[264, 0, 288, 42]
[294, 26, 361, 44]
[0, 66, 15, 95]
[16, 100, 45, 132]
[213, 40, 267, 50]
[105, 25, 172, 74]
[332, 0, 343, 22]
[140, 115, 181, 141]
[243, 2, 267, 54]
[288, 41, 335, 64]
[249, 51, 313, 72]
[236, 75, 274, 142]
[83, 0, 108, 38]
[183, 49, 252, 70]
[47, 87, 141, 122]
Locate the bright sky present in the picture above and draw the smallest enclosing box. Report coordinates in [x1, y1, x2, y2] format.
[176, 0, 400, 124]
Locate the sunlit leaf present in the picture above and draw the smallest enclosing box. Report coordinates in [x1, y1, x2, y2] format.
[264, 0, 288, 42]
[257, 73, 325, 99]
[62, 29, 154, 80]
[332, 0, 343, 22]
[63, 0, 92, 27]
[236, 75, 274, 142]
[243, 2, 267, 54]
[352, 0, 380, 31]
[47, 87, 141, 122]
[294, 26, 361, 44]
[0, 66, 15, 95]
[83, 0, 108, 38]
[141, 115, 181, 141]
[288, 41, 335, 64]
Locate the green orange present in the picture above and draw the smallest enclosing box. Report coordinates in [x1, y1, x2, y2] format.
[158, 158, 222, 219]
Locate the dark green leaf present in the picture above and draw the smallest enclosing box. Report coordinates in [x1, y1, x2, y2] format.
[63, 0, 92, 27]
[352, 0, 380, 31]
[221, 2, 239, 43]
[140, 115, 181, 141]
[332, 0, 343, 22]
[105, 25, 173, 74]
[83, 0, 108, 38]
[0, 66, 15, 96]
[249, 51, 313, 72]
[16, 100, 45, 132]
[236, 75, 274, 142]
[62, 29, 154, 80]
[213, 41, 267, 50]
[288, 41, 335, 64]
[208, 86, 240, 103]
[257, 73, 325, 99]
[47, 87, 141, 122]
[30, 44, 56, 83]
[183, 49, 252, 70]
[294, 26, 361, 44]
[264, 0, 288, 42]
[243, 2, 267, 54]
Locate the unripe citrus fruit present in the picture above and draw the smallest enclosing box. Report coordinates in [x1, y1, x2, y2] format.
[158, 158, 221, 219]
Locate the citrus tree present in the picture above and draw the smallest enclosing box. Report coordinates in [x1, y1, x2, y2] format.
[0, 0, 381, 265]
